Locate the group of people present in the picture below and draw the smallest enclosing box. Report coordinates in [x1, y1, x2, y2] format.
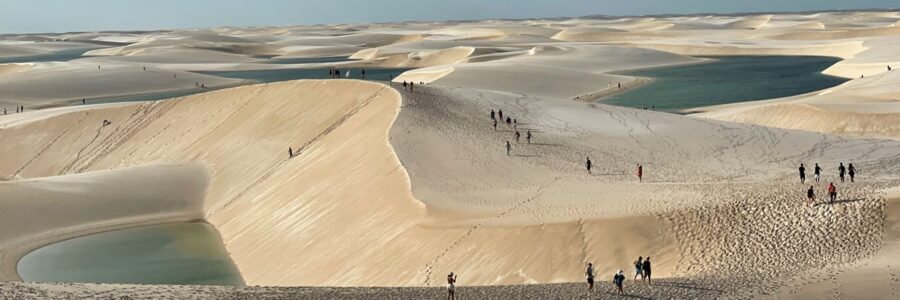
[401, 81, 416, 92]
[584, 257, 651, 296]
[3, 105, 26, 115]
[799, 162, 857, 206]
[490, 109, 533, 155]
[328, 68, 368, 79]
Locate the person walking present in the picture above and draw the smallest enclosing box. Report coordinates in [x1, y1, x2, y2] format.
[586, 157, 592, 175]
[585, 263, 595, 296]
[848, 163, 856, 183]
[814, 163, 822, 183]
[806, 185, 816, 206]
[637, 164, 643, 182]
[613, 269, 625, 294]
[402, 81, 407, 90]
[498, 109, 503, 121]
[642, 257, 652, 284]
[492, 118, 497, 131]
[827, 182, 837, 203]
[799, 164, 806, 184]
[361, 68, 366, 79]
[514, 131, 521, 143]
[490, 109, 495, 121]
[838, 163, 846, 183]
[288, 147, 293, 159]
[409, 81, 414, 92]
[447, 272, 457, 300]
[505, 116, 511, 128]
[633, 257, 644, 280]
[506, 141, 511, 156]
[526, 130, 532, 144]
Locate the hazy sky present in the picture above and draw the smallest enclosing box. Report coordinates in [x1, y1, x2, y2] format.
[1, 0, 897, 34]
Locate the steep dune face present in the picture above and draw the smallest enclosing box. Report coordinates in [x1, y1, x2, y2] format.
[0, 80, 424, 285]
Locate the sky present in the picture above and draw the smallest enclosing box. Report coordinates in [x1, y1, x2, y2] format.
[0, 0, 898, 34]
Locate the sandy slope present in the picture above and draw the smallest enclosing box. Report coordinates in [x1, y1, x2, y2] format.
[2, 81, 898, 296]
[0, 80, 423, 287]
[2, 9, 900, 299]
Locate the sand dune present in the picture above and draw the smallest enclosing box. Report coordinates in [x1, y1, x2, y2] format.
[2, 80, 899, 294]
[396, 45, 703, 100]
[3, 9, 900, 299]
[727, 15, 772, 29]
[0, 60, 245, 107]
[0, 163, 207, 280]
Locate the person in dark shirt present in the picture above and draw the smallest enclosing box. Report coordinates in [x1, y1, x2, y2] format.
[642, 257, 652, 284]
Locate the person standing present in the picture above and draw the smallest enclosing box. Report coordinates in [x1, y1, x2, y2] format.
[827, 182, 837, 203]
[288, 147, 293, 159]
[613, 270, 625, 294]
[814, 163, 822, 183]
[642, 257, 652, 284]
[447, 272, 457, 300]
[514, 131, 521, 143]
[409, 81, 414, 92]
[585, 263, 595, 296]
[361, 68, 366, 79]
[526, 130, 532, 144]
[806, 185, 816, 206]
[838, 163, 846, 183]
[506, 141, 511, 156]
[505, 116, 511, 128]
[848, 163, 856, 183]
[637, 164, 643, 182]
[799, 164, 806, 184]
[490, 109, 495, 121]
[492, 118, 497, 131]
[586, 157, 592, 174]
[498, 109, 503, 121]
[633, 257, 643, 280]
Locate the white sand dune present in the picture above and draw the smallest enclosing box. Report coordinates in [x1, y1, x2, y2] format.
[0, 60, 246, 107]
[0, 41, 104, 58]
[3, 10, 900, 299]
[397, 45, 703, 100]
[1, 80, 899, 295]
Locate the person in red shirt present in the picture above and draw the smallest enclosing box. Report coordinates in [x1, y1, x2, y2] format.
[827, 182, 837, 203]
[637, 164, 643, 182]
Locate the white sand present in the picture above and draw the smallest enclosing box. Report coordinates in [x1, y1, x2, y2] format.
[2, 10, 900, 299]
